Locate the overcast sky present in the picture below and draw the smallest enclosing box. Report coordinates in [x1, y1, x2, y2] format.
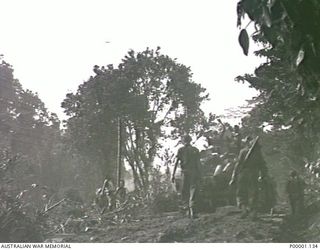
[0, 0, 263, 122]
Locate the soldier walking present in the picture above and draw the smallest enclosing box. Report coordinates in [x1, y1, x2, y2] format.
[229, 136, 268, 219]
[172, 135, 201, 219]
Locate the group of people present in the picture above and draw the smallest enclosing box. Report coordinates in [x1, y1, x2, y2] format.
[93, 132, 306, 220]
[171, 134, 306, 219]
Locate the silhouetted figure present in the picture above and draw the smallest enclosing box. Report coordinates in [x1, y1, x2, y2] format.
[229, 136, 268, 219]
[172, 135, 201, 219]
[286, 170, 305, 217]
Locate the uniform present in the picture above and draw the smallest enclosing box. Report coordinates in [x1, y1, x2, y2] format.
[230, 138, 267, 216]
[176, 144, 201, 210]
[172, 135, 201, 218]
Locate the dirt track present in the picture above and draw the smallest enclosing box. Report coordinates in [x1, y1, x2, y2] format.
[46, 205, 289, 243]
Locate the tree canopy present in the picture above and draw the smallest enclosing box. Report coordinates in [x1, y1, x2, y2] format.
[234, 0, 320, 179]
[62, 47, 209, 190]
[0, 56, 69, 193]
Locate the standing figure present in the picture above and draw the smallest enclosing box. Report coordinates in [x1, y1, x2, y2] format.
[229, 136, 268, 219]
[286, 170, 305, 217]
[172, 135, 201, 219]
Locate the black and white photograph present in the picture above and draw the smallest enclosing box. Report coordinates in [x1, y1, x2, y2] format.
[0, 0, 319, 246]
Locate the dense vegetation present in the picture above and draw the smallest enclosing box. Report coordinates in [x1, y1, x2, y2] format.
[61, 47, 209, 192]
[1, 0, 320, 242]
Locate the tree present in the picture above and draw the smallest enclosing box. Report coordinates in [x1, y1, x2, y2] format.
[0, 56, 66, 195]
[236, 0, 320, 163]
[62, 47, 209, 190]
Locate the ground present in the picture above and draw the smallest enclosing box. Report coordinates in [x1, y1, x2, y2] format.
[44, 205, 290, 243]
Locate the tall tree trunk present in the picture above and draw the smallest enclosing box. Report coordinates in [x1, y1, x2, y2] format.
[117, 117, 122, 187]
